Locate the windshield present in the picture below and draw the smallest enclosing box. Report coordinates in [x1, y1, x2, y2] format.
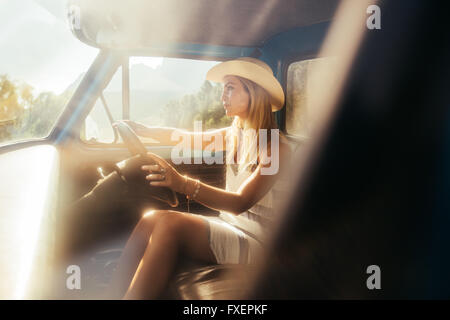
[0, 0, 98, 146]
[81, 56, 231, 145]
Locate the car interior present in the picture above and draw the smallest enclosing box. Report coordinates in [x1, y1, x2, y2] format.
[40, 0, 341, 299]
[1, 0, 447, 300]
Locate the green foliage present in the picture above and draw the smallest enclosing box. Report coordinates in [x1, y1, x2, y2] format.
[0, 75, 72, 144]
[0, 75, 26, 142]
[0, 75, 230, 145]
[160, 80, 232, 130]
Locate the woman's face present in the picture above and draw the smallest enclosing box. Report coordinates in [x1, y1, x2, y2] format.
[221, 75, 250, 119]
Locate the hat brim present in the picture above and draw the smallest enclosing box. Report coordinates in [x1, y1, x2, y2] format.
[206, 60, 285, 112]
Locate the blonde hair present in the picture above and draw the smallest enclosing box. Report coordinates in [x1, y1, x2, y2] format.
[225, 76, 279, 171]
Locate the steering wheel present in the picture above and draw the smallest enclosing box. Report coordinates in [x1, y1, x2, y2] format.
[112, 120, 179, 207]
[113, 120, 148, 156]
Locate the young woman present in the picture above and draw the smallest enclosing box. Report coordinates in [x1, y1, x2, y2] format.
[110, 57, 292, 299]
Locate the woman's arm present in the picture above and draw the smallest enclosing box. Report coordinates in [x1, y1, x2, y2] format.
[184, 140, 292, 214]
[143, 138, 292, 214]
[124, 120, 229, 151]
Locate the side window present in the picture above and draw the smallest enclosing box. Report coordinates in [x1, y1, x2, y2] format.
[286, 57, 337, 138]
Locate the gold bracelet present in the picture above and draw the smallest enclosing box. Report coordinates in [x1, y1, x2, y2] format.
[183, 175, 188, 194]
[192, 179, 200, 199]
[187, 179, 200, 200]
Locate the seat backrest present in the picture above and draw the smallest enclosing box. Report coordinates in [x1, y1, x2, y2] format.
[250, 0, 450, 299]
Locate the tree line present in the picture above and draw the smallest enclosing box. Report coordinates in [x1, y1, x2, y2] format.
[160, 80, 232, 131]
[0, 74, 231, 145]
[0, 75, 72, 143]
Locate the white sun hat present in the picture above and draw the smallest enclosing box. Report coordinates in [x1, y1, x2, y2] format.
[206, 57, 285, 112]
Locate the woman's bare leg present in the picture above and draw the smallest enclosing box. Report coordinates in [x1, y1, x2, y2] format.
[123, 211, 216, 300]
[108, 210, 167, 299]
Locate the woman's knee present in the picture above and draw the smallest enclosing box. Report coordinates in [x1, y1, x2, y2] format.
[134, 209, 170, 236]
[152, 213, 214, 262]
[137, 210, 186, 235]
[152, 213, 185, 237]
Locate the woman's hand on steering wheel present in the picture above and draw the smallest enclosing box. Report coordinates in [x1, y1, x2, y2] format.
[141, 152, 186, 194]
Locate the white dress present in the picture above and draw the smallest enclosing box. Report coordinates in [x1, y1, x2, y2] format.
[201, 161, 285, 265]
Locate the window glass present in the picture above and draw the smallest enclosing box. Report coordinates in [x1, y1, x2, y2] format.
[0, 0, 98, 145]
[81, 67, 122, 144]
[82, 56, 233, 144]
[286, 57, 337, 137]
[129, 57, 231, 131]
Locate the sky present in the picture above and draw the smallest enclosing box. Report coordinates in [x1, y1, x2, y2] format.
[0, 0, 163, 95]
